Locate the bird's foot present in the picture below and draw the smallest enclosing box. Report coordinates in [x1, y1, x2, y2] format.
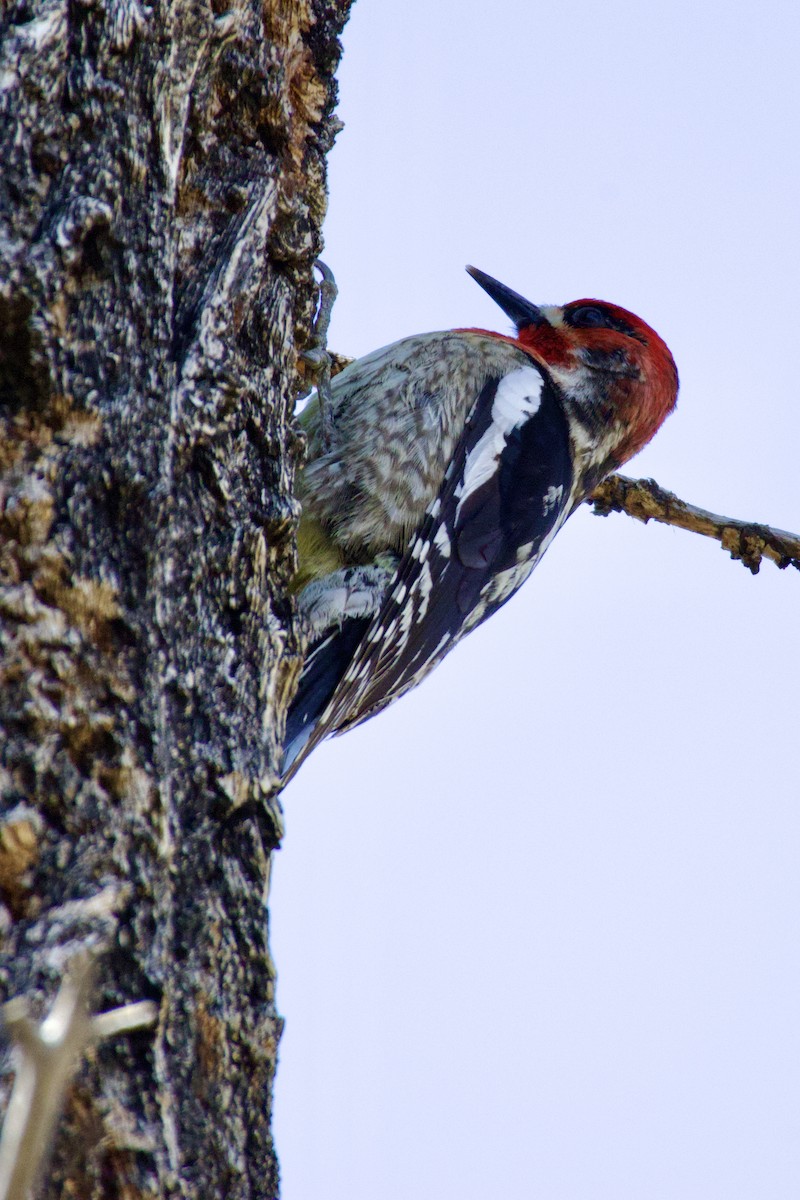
[299, 260, 338, 451]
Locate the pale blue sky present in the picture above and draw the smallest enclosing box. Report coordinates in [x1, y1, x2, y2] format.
[272, 2, 800, 1197]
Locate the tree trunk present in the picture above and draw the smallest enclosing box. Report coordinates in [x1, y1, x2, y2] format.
[0, 0, 351, 1193]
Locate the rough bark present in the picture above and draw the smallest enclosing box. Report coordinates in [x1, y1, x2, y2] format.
[0, 0, 352, 1194]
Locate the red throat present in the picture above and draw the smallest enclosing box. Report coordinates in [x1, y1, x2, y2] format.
[514, 322, 573, 366]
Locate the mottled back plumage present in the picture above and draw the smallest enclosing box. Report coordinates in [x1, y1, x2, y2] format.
[297, 332, 537, 565]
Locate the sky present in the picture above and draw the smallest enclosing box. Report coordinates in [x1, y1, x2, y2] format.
[270, 2, 800, 1197]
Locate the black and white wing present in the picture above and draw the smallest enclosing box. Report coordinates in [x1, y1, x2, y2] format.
[283, 359, 575, 778]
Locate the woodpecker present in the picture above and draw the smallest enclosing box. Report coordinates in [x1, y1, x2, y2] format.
[284, 267, 678, 780]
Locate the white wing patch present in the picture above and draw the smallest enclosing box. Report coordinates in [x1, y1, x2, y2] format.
[543, 484, 564, 515]
[455, 366, 543, 522]
[433, 523, 452, 558]
[414, 559, 434, 620]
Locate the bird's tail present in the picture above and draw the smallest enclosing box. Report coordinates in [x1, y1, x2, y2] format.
[282, 617, 371, 782]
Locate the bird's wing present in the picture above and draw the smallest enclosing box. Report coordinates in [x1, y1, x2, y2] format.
[292, 360, 575, 767]
[298, 331, 541, 565]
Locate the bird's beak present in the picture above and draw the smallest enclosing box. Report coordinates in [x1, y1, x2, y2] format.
[466, 266, 545, 330]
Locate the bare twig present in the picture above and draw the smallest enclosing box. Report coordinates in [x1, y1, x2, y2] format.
[588, 474, 800, 575]
[91, 1001, 159, 1041]
[0, 954, 95, 1200]
[0, 953, 158, 1200]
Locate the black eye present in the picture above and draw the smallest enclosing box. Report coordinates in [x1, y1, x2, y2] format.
[568, 305, 610, 329]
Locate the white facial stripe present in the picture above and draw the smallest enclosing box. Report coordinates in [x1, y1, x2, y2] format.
[540, 306, 563, 327]
[456, 366, 543, 522]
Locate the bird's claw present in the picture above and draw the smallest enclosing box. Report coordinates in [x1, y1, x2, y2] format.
[299, 260, 339, 451]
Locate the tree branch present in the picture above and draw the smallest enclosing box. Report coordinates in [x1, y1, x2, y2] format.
[588, 474, 800, 575]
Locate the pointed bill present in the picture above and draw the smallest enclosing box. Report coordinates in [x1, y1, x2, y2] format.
[466, 266, 545, 331]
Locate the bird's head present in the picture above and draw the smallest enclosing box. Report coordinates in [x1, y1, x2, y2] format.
[466, 266, 678, 468]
